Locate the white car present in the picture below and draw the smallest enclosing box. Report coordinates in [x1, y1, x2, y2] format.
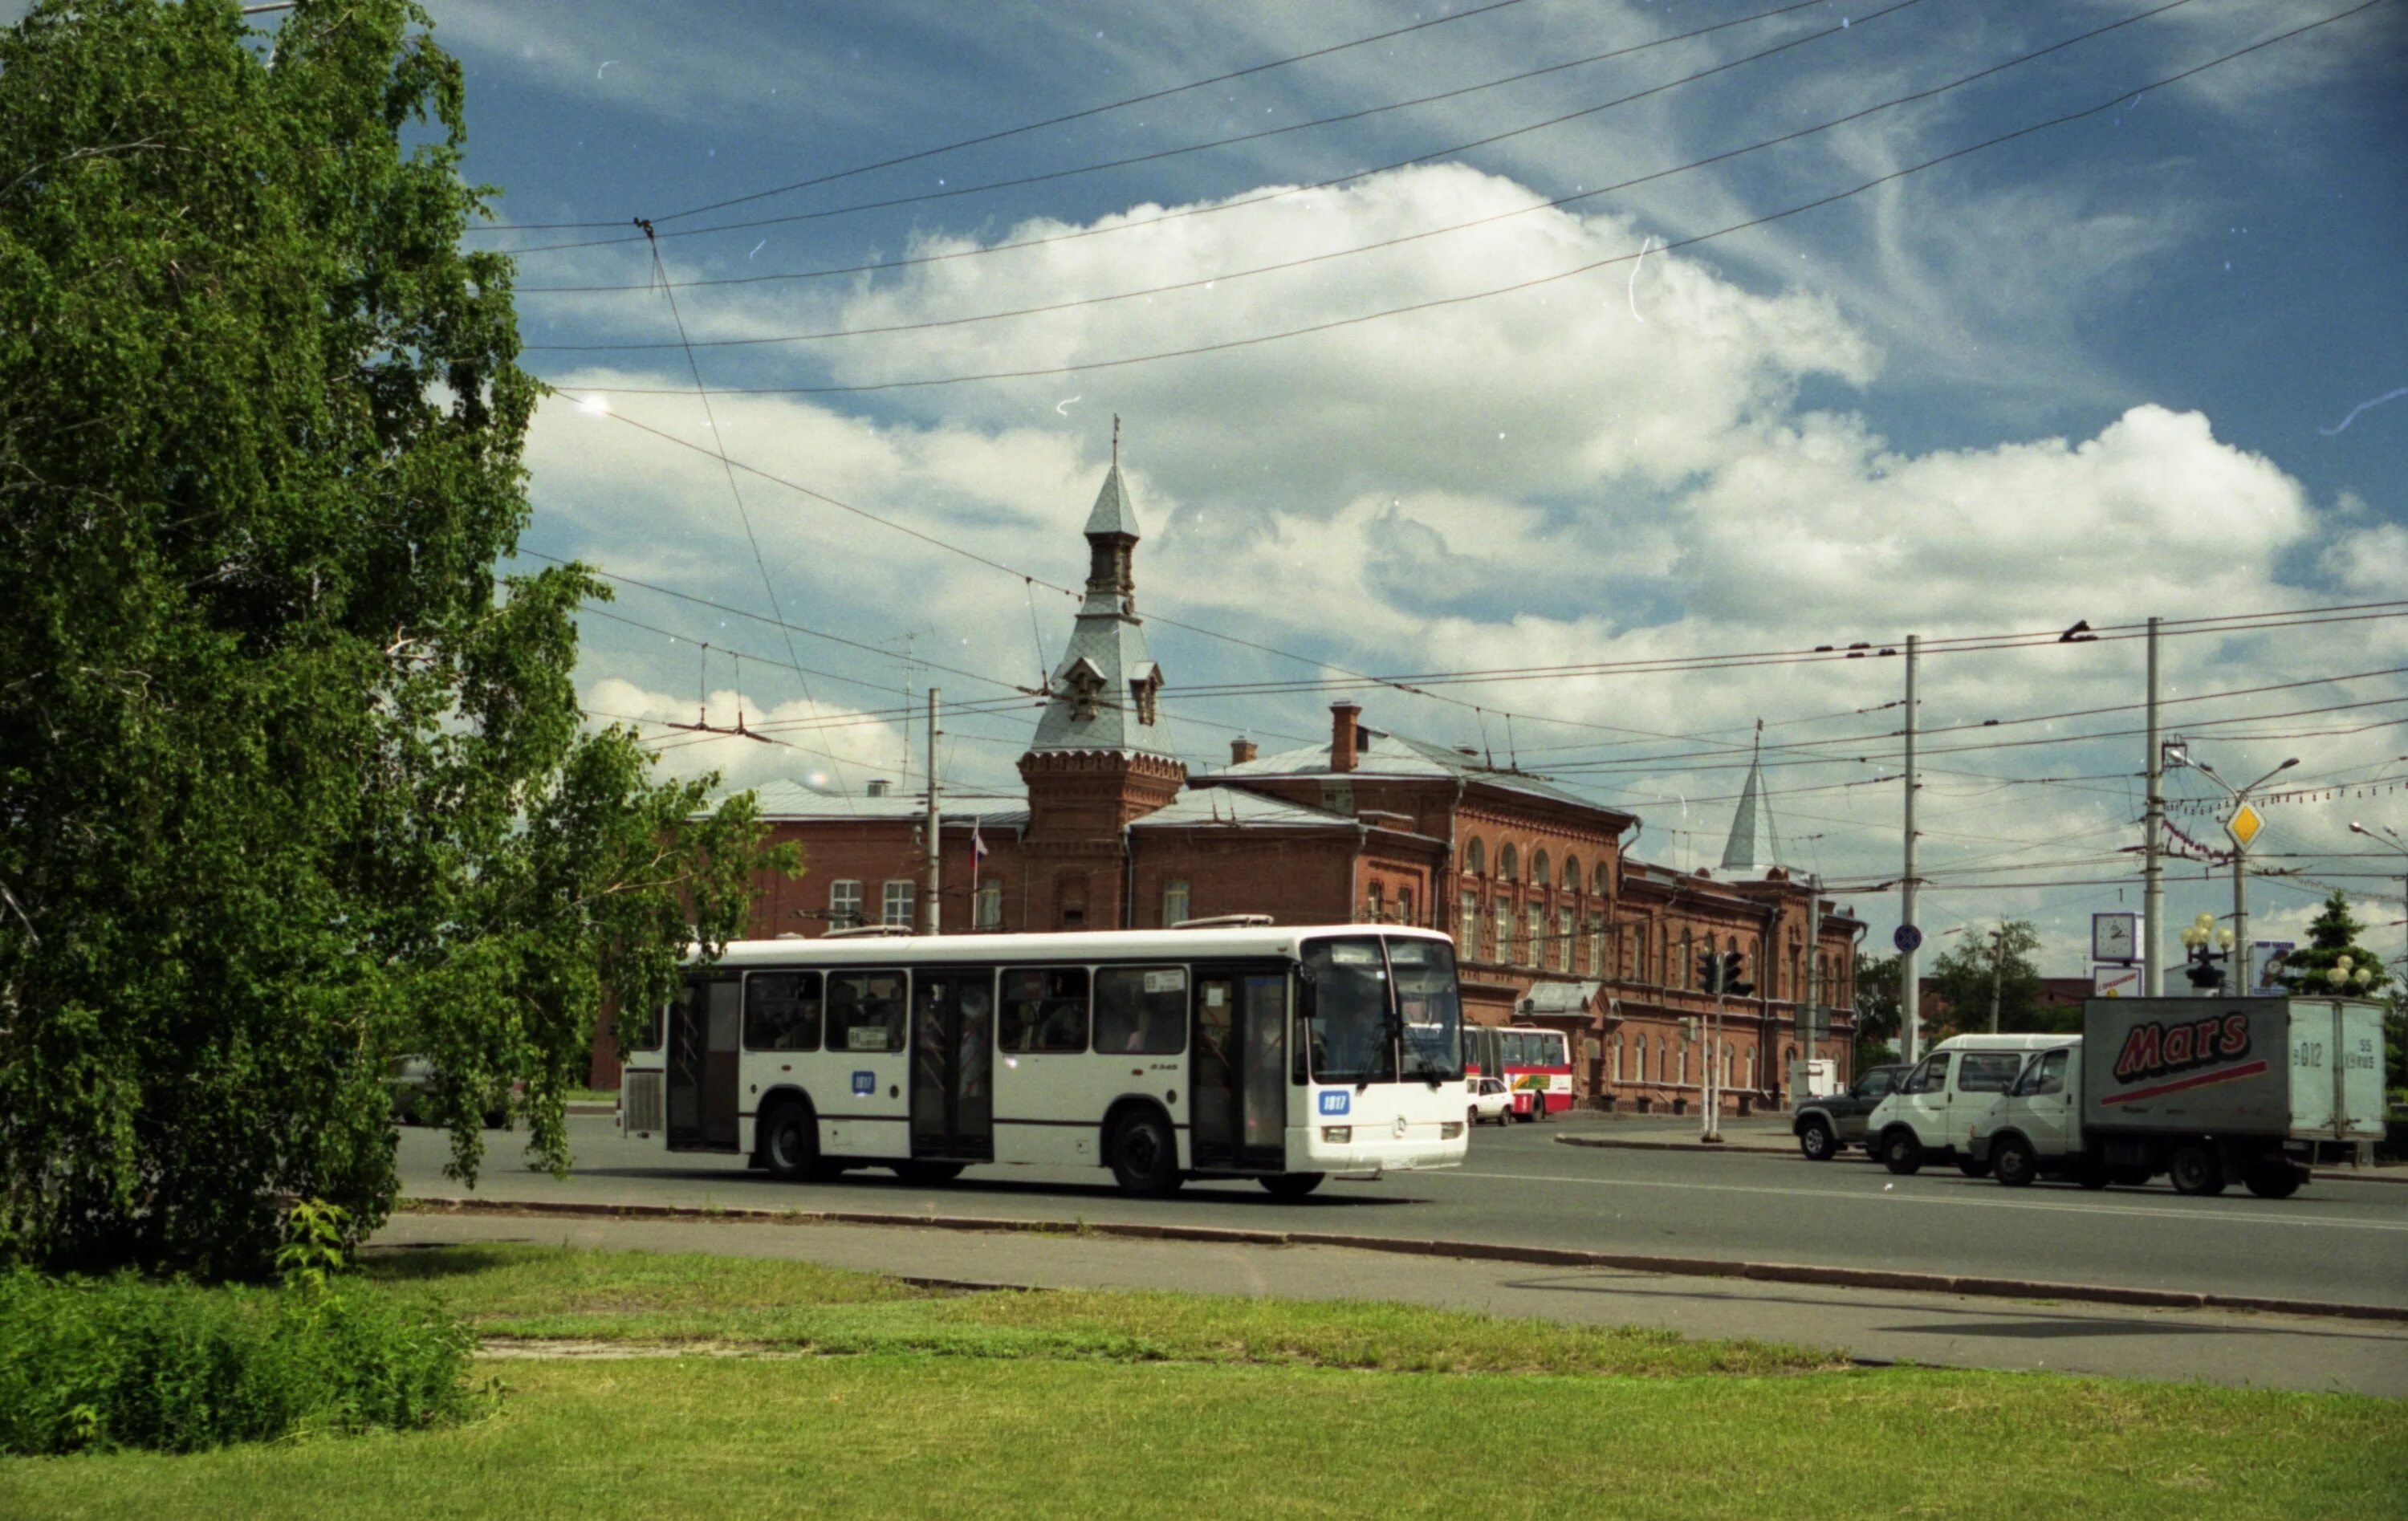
[1466, 1076, 1514, 1127]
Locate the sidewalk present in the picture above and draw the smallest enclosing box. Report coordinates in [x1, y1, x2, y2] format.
[372, 1206, 2408, 1397]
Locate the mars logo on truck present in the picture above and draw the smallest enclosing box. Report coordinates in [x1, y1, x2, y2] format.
[2103, 1012, 2268, 1106]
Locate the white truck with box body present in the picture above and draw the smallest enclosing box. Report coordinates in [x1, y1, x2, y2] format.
[1863, 1033, 2072, 1177]
[1968, 996, 2386, 1198]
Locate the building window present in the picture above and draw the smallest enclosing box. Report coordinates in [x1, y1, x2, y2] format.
[1557, 909, 1575, 972]
[828, 879, 863, 929]
[881, 879, 915, 927]
[1594, 862, 1611, 897]
[1494, 901, 1512, 963]
[1587, 915, 1605, 976]
[1163, 879, 1190, 927]
[974, 876, 1003, 930]
[1464, 837, 1486, 877]
[1523, 905, 1543, 967]
[1564, 854, 1581, 893]
[1459, 891, 1480, 958]
[1530, 848, 1550, 888]
[1499, 843, 1519, 883]
[1365, 882, 1383, 923]
[1397, 888, 1415, 927]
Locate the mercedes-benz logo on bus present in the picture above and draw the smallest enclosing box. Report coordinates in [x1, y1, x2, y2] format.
[1393, 1115, 1409, 1140]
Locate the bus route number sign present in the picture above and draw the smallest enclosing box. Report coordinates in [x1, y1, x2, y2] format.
[1318, 1091, 1351, 1117]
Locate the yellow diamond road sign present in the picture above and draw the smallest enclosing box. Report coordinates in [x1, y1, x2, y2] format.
[2227, 803, 2265, 849]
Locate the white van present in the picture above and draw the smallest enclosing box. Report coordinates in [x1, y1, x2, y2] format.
[1865, 1034, 2072, 1177]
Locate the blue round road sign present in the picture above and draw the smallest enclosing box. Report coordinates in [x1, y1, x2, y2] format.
[1893, 924, 1924, 954]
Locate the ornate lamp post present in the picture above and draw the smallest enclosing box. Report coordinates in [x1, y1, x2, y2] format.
[2178, 911, 2235, 994]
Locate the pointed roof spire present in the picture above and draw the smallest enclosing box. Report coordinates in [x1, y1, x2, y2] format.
[1084, 417, 1141, 539]
[1719, 719, 1784, 876]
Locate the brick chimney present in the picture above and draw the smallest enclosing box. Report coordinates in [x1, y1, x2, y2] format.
[1230, 736, 1257, 765]
[1330, 702, 1361, 773]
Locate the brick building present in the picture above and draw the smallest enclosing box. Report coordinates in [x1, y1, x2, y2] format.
[598, 457, 1863, 1107]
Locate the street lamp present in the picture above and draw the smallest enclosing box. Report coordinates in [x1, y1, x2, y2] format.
[2178, 910, 2235, 993]
[2348, 821, 2408, 974]
[2194, 754, 2299, 990]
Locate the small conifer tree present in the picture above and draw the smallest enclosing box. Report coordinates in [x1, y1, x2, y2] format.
[2273, 892, 2391, 998]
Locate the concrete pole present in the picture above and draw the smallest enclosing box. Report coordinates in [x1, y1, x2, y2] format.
[1901, 634, 1922, 1063]
[2232, 840, 2249, 993]
[1802, 877, 1824, 1099]
[1986, 924, 2006, 1034]
[923, 688, 942, 936]
[2144, 616, 2165, 996]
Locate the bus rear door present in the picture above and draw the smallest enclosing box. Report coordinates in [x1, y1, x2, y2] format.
[666, 971, 742, 1153]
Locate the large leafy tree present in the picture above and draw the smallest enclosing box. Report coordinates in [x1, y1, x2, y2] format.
[1851, 951, 1902, 1067]
[0, 0, 788, 1272]
[1926, 920, 2067, 1035]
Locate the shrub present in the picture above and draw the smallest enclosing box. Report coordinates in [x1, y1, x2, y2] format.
[0, 1269, 482, 1455]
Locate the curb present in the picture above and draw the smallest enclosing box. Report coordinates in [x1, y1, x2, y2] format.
[1552, 1132, 2408, 1185]
[393, 1194, 2408, 1325]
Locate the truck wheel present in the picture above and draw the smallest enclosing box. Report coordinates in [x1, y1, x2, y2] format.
[1957, 1156, 1992, 1180]
[1881, 1129, 1923, 1177]
[1108, 1110, 1184, 1197]
[2243, 1159, 2305, 1200]
[2168, 1144, 2227, 1197]
[1991, 1135, 2038, 1188]
[1797, 1117, 1836, 1162]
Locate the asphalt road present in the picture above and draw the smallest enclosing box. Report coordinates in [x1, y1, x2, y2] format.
[397, 1112, 2408, 1312]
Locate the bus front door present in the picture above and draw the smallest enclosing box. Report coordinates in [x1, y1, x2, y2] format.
[666, 972, 742, 1153]
[1190, 965, 1291, 1172]
[910, 966, 996, 1162]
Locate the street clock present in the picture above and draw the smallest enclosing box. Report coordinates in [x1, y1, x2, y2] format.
[2091, 912, 2138, 966]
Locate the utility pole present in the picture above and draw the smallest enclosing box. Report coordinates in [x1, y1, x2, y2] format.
[1801, 876, 1824, 1101]
[922, 688, 942, 936]
[1901, 633, 1922, 1064]
[2144, 616, 2165, 996]
[1985, 923, 2007, 1034]
[2193, 753, 2298, 992]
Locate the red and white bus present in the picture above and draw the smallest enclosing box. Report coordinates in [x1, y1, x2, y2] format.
[1463, 1024, 1572, 1120]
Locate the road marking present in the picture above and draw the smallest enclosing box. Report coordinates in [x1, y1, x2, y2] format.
[1447, 1170, 2408, 1234]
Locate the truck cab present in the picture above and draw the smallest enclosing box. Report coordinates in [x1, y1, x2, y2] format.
[1865, 1034, 2070, 1177]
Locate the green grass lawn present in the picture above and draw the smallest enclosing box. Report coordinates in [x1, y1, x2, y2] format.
[4, 1245, 2403, 1520]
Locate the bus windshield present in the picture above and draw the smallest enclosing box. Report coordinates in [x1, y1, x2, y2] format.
[1300, 937, 1393, 1085]
[1390, 937, 1463, 1083]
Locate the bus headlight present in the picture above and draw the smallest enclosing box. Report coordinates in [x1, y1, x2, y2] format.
[1440, 1122, 1464, 1140]
[1320, 1126, 1352, 1144]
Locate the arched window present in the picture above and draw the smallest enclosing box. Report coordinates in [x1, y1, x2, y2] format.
[1563, 854, 1581, 892]
[1464, 836, 1486, 877]
[1499, 843, 1519, 882]
[1594, 861, 1612, 897]
[1530, 848, 1551, 889]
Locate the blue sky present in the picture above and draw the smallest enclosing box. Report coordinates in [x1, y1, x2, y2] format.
[89, 0, 2408, 969]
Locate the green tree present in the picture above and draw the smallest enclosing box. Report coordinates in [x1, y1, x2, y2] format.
[2272, 892, 2392, 1001]
[1925, 921, 2065, 1035]
[0, 0, 791, 1273]
[1851, 952, 1902, 1068]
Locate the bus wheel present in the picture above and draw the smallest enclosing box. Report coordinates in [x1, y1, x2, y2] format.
[1108, 1111, 1183, 1197]
[893, 1161, 964, 1186]
[1259, 1173, 1324, 1199]
[760, 1103, 820, 1182]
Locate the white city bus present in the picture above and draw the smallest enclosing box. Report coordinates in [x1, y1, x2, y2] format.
[617, 923, 1470, 1198]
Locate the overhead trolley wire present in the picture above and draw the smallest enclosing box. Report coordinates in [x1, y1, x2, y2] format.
[472, 0, 1550, 233]
[507, 0, 1872, 258]
[559, 0, 2392, 396]
[531, 0, 2192, 348]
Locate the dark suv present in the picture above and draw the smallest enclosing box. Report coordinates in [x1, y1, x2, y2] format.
[1792, 1064, 1908, 1161]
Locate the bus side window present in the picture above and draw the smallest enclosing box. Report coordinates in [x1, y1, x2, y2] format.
[828, 970, 906, 1053]
[1095, 966, 1186, 1055]
[1002, 968, 1089, 1053]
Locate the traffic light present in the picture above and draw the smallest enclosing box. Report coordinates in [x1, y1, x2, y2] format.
[1719, 950, 1754, 999]
[1697, 950, 1719, 993]
[1696, 950, 1755, 998]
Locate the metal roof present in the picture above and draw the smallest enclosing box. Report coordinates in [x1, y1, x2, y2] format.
[1130, 786, 1360, 830]
[1201, 726, 1620, 816]
[741, 778, 1028, 827]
